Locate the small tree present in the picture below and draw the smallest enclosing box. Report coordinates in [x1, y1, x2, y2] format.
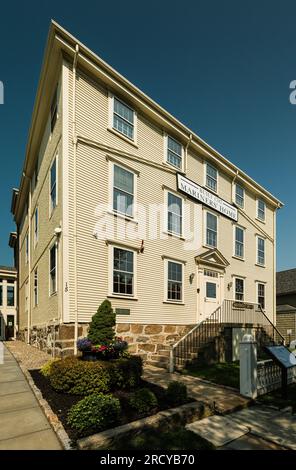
[87, 299, 116, 344]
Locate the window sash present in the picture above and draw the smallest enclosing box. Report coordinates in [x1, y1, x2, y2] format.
[50, 245, 57, 294]
[235, 278, 244, 301]
[167, 261, 182, 301]
[113, 248, 134, 296]
[257, 238, 265, 265]
[206, 164, 218, 192]
[206, 213, 217, 247]
[7, 286, 15, 307]
[206, 282, 217, 299]
[167, 136, 182, 169]
[50, 159, 57, 211]
[235, 227, 244, 258]
[257, 200, 265, 220]
[167, 192, 182, 236]
[258, 283, 265, 309]
[113, 165, 134, 217]
[235, 184, 244, 208]
[113, 98, 134, 140]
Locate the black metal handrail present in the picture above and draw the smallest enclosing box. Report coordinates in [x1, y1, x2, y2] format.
[169, 299, 285, 372]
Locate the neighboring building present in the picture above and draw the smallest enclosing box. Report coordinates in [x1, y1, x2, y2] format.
[276, 269, 296, 345]
[0, 266, 17, 340]
[11, 21, 283, 362]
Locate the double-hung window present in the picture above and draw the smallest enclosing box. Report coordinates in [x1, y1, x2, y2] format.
[257, 236, 265, 266]
[167, 261, 183, 302]
[49, 244, 57, 295]
[206, 163, 218, 192]
[257, 199, 266, 221]
[167, 192, 182, 236]
[113, 247, 134, 296]
[113, 164, 135, 218]
[257, 283, 265, 309]
[50, 157, 57, 213]
[206, 212, 218, 248]
[235, 184, 245, 208]
[235, 278, 244, 301]
[167, 136, 182, 169]
[34, 207, 38, 246]
[34, 268, 38, 307]
[113, 97, 134, 140]
[234, 226, 244, 258]
[7, 281, 15, 307]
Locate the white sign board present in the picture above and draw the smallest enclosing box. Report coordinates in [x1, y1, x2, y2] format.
[177, 174, 238, 221]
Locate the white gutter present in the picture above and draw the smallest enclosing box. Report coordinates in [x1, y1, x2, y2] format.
[73, 44, 79, 355]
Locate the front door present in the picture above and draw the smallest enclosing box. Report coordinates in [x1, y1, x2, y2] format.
[199, 269, 222, 320]
[5, 315, 15, 340]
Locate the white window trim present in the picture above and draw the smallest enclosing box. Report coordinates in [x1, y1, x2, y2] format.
[256, 281, 266, 310]
[164, 258, 185, 304]
[163, 188, 185, 239]
[34, 206, 39, 247]
[108, 92, 138, 146]
[163, 133, 184, 172]
[108, 243, 137, 299]
[49, 242, 58, 297]
[234, 183, 245, 209]
[256, 198, 266, 223]
[233, 224, 245, 260]
[49, 155, 58, 218]
[204, 161, 219, 194]
[204, 209, 219, 249]
[234, 276, 245, 302]
[109, 160, 138, 220]
[256, 235, 266, 267]
[34, 267, 38, 307]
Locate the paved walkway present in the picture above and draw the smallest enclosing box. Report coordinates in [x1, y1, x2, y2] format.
[187, 405, 296, 450]
[143, 365, 250, 414]
[0, 344, 62, 450]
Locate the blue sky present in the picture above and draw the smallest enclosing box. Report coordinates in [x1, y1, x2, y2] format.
[0, 0, 295, 270]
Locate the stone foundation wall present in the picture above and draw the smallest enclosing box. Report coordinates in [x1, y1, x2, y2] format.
[18, 322, 194, 362]
[115, 323, 194, 363]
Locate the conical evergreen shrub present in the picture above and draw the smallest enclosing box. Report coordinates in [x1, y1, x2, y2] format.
[87, 299, 116, 344]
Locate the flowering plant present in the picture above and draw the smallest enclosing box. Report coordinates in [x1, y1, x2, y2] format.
[77, 335, 128, 360]
[77, 338, 92, 352]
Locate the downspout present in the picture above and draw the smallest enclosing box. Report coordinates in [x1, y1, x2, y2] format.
[273, 204, 280, 326]
[73, 44, 79, 355]
[184, 133, 192, 173]
[23, 173, 32, 344]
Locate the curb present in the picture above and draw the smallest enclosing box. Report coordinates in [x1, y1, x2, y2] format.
[5, 344, 72, 450]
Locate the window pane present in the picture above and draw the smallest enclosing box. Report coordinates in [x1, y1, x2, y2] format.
[257, 238, 265, 265]
[114, 98, 134, 124]
[206, 282, 217, 299]
[168, 261, 182, 301]
[168, 193, 182, 235]
[206, 164, 217, 191]
[258, 200, 265, 220]
[236, 184, 244, 207]
[206, 212, 217, 247]
[235, 278, 244, 301]
[235, 227, 244, 257]
[113, 98, 134, 140]
[167, 137, 182, 169]
[113, 165, 134, 217]
[50, 159, 57, 210]
[7, 286, 15, 306]
[113, 248, 134, 295]
[114, 165, 134, 194]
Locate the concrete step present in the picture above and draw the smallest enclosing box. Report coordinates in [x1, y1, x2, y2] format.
[150, 354, 169, 363]
[146, 359, 168, 370]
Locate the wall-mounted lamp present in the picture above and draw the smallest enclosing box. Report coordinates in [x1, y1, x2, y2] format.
[189, 273, 195, 284]
[227, 281, 233, 291]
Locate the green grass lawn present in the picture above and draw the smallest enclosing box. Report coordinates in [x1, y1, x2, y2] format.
[111, 426, 215, 450]
[182, 362, 240, 389]
[257, 383, 296, 412]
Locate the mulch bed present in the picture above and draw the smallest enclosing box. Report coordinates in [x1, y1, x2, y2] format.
[30, 369, 192, 443]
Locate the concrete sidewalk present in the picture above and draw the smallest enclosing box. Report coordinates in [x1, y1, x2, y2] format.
[0, 343, 62, 450]
[143, 365, 250, 414]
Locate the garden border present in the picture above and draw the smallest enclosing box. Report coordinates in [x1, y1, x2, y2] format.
[77, 401, 213, 450]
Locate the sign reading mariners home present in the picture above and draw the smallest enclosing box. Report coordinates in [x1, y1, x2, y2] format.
[177, 174, 238, 222]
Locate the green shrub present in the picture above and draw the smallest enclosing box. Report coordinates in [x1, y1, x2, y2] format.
[166, 381, 188, 407]
[67, 393, 121, 433]
[111, 356, 143, 389]
[88, 299, 115, 344]
[40, 358, 61, 377]
[49, 355, 142, 395]
[129, 388, 158, 414]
